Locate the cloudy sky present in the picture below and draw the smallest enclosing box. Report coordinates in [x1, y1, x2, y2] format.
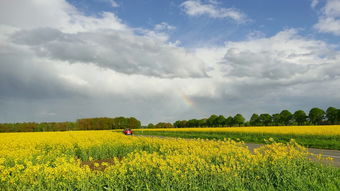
[0, 0, 340, 124]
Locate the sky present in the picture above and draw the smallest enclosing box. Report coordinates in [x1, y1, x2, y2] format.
[0, 0, 340, 124]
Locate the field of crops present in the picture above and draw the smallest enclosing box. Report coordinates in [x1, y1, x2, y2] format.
[133, 125, 340, 149]
[0, 130, 339, 190]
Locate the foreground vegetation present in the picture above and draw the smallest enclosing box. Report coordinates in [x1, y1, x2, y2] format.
[0, 131, 339, 190]
[134, 126, 340, 150]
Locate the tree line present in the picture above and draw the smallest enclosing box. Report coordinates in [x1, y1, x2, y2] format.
[1, 107, 339, 132]
[146, 107, 340, 128]
[0, 117, 141, 133]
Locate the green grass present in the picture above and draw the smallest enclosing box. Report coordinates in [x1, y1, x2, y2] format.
[134, 131, 340, 150]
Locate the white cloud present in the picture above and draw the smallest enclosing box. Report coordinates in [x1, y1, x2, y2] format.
[109, 0, 119, 8]
[192, 29, 340, 114]
[0, 0, 126, 33]
[154, 22, 176, 31]
[1, 0, 207, 78]
[311, 0, 319, 8]
[314, 0, 340, 36]
[222, 29, 338, 82]
[181, 0, 247, 23]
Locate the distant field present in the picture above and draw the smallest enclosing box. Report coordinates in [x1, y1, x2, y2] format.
[133, 125, 340, 150]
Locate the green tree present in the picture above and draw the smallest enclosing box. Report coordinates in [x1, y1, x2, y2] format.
[233, 114, 245, 127]
[326, 107, 338, 124]
[147, 123, 155, 129]
[259, 113, 272, 126]
[197, 119, 207, 127]
[250, 113, 260, 126]
[207, 115, 218, 127]
[293, 110, 307, 125]
[128, 117, 141, 129]
[272, 113, 281, 126]
[187, 119, 199, 127]
[309, 108, 325, 125]
[225, 116, 234, 127]
[280, 110, 293, 125]
[173, 121, 180, 128]
[215, 115, 226, 127]
[155, 122, 173, 128]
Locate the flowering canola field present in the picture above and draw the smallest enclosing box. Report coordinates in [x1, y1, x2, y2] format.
[132, 125, 340, 149]
[134, 125, 340, 135]
[0, 130, 339, 190]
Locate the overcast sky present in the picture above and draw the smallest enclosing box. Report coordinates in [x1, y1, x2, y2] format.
[0, 0, 340, 124]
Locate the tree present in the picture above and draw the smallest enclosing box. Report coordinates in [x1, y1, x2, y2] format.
[180, 120, 188, 127]
[280, 110, 293, 125]
[173, 121, 180, 128]
[207, 115, 218, 127]
[215, 115, 226, 127]
[128, 117, 141, 129]
[326, 107, 338, 124]
[293, 110, 307, 125]
[187, 119, 199, 127]
[174, 120, 188, 128]
[225, 116, 234, 127]
[233, 114, 245, 126]
[147, 123, 155, 129]
[259, 114, 272, 126]
[272, 113, 281, 126]
[155, 122, 173, 128]
[250, 114, 260, 126]
[197, 119, 207, 127]
[309, 108, 325, 125]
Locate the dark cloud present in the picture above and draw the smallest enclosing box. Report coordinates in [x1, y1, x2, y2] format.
[11, 28, 208, 78]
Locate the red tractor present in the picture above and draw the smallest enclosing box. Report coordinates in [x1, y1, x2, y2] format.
[123, 128, 133, 135]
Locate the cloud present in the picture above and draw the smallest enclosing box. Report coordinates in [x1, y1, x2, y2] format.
[192, 29, 340, 116]
[0, 0, 211, 123]
[98, 0, 119, 8]
[311, 0, 319, 8]
[214, 29, 340, 113]
[109, 0, 119, 8]
[11, 27, 207, 78]
[0, 0, 340, 124]
[0, 0, 127, 33]
[1, 0, 207, 78]
[180, 0, 247, 23]
[314, 0, 340, 36]
[154, 22, 176, 31]
[222, 29, 339, 82]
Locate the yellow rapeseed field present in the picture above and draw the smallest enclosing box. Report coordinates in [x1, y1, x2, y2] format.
[135, 125, 340, 136]
[0, 130, 339, 190]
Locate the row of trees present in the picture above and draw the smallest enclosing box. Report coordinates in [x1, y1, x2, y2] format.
[249, 107, 339, 126]
[0, 117, 141, 133]
[77, 117, 141, 130]
[172, 114, 245, 128]
[146, 107, 340, 128]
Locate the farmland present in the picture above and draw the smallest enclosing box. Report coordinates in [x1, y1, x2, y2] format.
[133, 125, 340, 150]
[0, 130, 339, 190]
